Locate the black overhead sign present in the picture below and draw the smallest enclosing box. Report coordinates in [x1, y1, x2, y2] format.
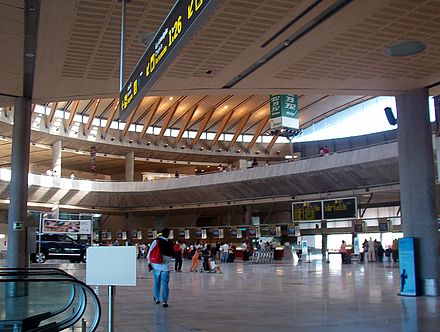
[292, 197, 357, 221]
[119, 0, 218, 121]
[292, 201, 323, 222]
[323, 198, 357, 220]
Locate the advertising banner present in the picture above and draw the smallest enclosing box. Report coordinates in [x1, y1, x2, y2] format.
[42, 219, 92, 235]
[398, 237, 418, 296]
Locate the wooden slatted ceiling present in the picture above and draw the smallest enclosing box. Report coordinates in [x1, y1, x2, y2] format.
[31, 94, 369, 153]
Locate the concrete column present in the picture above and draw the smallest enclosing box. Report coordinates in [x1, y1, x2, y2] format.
[125, 151, 134, 182]
[7, 97, 32, 269]
[396, 88, 439, 296]
[244, 205, 252, 224]
[52, 140, 62, 177]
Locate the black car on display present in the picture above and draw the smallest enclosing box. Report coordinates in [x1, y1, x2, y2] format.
[31, 234, 88, 263]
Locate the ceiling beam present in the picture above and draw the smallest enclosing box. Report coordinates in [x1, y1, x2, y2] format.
[85, 99, 101, 131]
[192, 96, 232, 147]
[47, 102, 58, 126]
[102, 99, 119, 135]
[174, 97, 207, 145]
[209, 96, 255, 149]
[228, 113, 252, 149]
[66, 100, 80, 128]
[266, 135, 278, 152]
[140, 97, 162, 139]
[157, 97, 185, 141]
[122, 102, 141, 137]
[174, 104, 198, 145]
[246, 116, 270, 151]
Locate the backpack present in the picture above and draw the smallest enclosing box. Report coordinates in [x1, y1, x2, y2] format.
[149, 240, 163, 264]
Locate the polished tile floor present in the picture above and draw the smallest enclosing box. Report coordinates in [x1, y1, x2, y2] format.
[41, 257, 440, 332]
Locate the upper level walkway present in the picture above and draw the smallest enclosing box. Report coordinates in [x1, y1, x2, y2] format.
[0, 142, 399, 212]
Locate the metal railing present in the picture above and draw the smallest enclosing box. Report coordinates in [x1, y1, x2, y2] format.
[0, 268, 101, 332]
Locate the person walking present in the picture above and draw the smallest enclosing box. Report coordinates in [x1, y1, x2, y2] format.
[147, 228, 174, 307]
[174, 240, 183, 272]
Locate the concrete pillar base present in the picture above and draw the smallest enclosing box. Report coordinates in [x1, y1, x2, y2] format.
[421, 279, 439, 297]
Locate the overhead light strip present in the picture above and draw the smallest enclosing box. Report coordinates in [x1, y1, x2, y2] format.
[223, 0, 353, 89]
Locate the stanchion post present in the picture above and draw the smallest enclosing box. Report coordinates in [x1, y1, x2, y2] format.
[108, 285, 115, 332]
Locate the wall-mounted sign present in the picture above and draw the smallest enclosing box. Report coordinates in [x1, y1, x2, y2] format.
[237, 229, 242, 239]
[269, 227, 276, 236]
[270, 94, 298, 130]
[131, 230, 142, 240]
[323, 198, 357, 220]
[117, 231, 127, 240]
[287, 226, 296, 236]
[101, 231, 111, 240]
[212, 229, 219, 238]
[13, 221, 24, 231]
[353, 221, 365, 233]
[184, 229, 190, 240]
[292, 201, 322, 221]
[196, 229, 202, 238]
[179, 230, 186, 238]
[119, 0, 219, 120]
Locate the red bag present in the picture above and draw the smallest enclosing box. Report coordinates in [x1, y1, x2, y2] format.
[149, 241, 162, 264]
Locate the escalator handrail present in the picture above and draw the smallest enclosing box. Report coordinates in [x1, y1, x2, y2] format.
[0, 268, 72, 276]
[0, 277, 101, 332]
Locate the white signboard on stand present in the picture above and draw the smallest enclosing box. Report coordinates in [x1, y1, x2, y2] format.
[86, 246, 137, 286]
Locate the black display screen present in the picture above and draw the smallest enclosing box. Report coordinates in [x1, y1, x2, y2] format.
[323, 198, 357, 220]
[292, 201, 323, 221]
[119, 0, 218, 120]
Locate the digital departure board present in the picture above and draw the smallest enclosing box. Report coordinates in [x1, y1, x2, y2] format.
[119, 0, 218, 120]
[323, 198, 357, 220]
[292, 201, 323, 221]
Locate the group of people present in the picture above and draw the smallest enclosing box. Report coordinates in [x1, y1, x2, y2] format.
[362, 237, 386, 262]
[145, 229, 225, 308]
[339, 237, 399, 263]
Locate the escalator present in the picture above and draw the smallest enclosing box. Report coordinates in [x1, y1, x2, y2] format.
[0, 268, 101, 331]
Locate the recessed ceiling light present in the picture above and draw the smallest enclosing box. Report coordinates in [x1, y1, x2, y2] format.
[169, 97, 174, 101]
[224, 105, 228, 109]
[384, 41, 426, 57]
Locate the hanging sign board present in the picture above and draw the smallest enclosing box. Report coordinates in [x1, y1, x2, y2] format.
[292, 201, 322, 222]
[120, 0, 219, 120]
[323, 197, 357, 220]
[270, 94, 298, 130]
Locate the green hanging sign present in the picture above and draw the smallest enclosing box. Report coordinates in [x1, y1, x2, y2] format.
[270, 94, 298, 130]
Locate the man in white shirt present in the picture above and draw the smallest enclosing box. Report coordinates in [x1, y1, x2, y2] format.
[221, 243, 229, 263]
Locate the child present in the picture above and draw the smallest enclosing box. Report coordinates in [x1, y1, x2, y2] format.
[209, 256, 222, 274]
[190, 249, 200, 272]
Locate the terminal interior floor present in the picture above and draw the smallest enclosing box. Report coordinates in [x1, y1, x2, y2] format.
[8, 258, 438, 332]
